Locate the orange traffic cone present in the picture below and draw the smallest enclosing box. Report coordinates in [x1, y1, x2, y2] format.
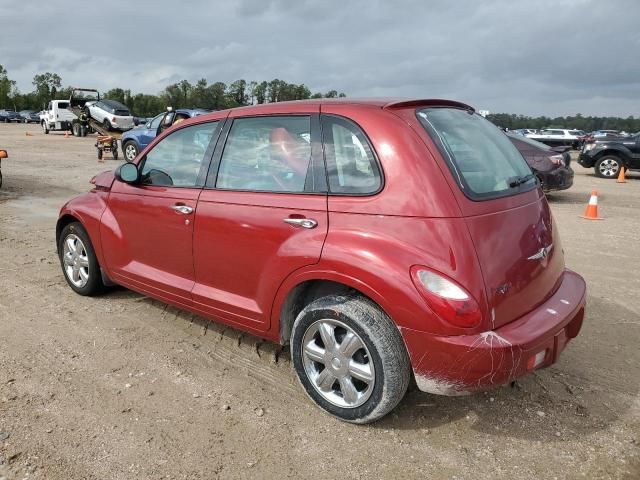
[25, 131, 33, 137]
[617, 165, 626, 183]
[580, 190, 604, 220]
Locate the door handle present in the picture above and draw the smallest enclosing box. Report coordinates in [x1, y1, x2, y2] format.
[171, 204, 193, 215]
[283, 217, 318, 229]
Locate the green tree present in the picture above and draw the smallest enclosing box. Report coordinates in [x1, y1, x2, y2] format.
[0, 65, 17, 109]
[32, 72, 62, 107]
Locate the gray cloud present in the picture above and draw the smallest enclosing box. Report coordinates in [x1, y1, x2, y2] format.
[0, 0, 638, 116]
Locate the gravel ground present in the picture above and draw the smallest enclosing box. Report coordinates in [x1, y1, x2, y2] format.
[0, 123, 639, 479]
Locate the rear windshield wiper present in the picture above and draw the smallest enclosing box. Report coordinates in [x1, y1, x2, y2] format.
[508, 173, 536, 188]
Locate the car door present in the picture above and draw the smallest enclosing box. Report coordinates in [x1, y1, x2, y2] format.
[140, 114, 163, 149]
[101, 120, 223, 306]
[192, 107, 328, 331]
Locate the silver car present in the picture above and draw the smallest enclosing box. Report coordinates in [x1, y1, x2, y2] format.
[88, 99, 134, 132]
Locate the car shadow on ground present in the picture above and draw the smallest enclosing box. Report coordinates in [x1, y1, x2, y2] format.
[97, 287, 639, 444]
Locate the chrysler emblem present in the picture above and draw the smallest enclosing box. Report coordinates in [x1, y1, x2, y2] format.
[528, 243, 553, 261]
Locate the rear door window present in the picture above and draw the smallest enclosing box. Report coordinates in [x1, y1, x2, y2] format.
[417, 108, 535, 200]
[215, 116, 311, 193]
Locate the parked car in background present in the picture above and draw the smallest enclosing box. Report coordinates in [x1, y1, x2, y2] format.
[56, 98, 586, 423]
[87, 100, 134, 132]
[527, 129, 584, 148]
[507, 133, 573, 192]
[0, 109, 22, 123]
[19, 110, 41, 123]
[120, 108, 209, 161]
[579, 133, 640, 178]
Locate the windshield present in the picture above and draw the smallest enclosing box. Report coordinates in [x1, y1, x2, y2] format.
[417, 108, 535, 200]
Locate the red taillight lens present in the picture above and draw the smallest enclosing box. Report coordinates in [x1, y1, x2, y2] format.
[549, 154, 563, 166]
[112, 116, 116, 122]
[411, 266, 481, 328]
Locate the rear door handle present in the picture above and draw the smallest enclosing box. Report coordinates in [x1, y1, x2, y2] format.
[283, 218, 318, 229]
[171, 204, 193, 215]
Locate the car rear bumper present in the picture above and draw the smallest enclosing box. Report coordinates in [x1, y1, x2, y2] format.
[401, 269, 586, 395]
[540, 166, 574, 191]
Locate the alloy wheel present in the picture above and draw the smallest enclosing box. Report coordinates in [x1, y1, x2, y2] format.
[62, 234, 90, 288]
[124, 143, 137, 161]
[301, 319, 375, 408]
[598, 158, 619, 177]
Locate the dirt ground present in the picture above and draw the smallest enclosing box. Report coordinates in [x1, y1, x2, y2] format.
[0, 123, 638, 480]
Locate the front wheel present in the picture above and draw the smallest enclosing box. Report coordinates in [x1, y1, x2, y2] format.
[595, 155, 623, 178]
[42, 122, 49, 134]
[123, 141, 139, 162]
[291, 295, 410, 424]
[58, 222, 104, 296]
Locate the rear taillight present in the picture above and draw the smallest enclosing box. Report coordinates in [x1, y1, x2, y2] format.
[549, 154, 563, 166]
[112, 116, 116, 122]
[411, 266, 481, 328]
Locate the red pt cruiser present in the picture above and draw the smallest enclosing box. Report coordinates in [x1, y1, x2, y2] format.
[57, 99, 586, 423]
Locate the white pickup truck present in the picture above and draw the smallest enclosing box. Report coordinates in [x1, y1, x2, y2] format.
[40, 100, 77, 134]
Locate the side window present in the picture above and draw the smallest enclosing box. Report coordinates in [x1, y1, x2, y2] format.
[321, 115, 381, 194]
[140, 122, 218, 187]
[216, 116, 311, 193]
[149, 114, 163, 130]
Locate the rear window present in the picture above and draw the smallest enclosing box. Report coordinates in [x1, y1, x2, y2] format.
[417, 108, 535, 200]
[57, 102, 69, 109]
[114, 109, 130, 116]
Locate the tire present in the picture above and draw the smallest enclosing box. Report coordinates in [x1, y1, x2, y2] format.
[72, 122, 80, 137]
[97, 148, 103, 160]
[0, 169, 3, 189]
[58, 222, 104, 296]
[42, 122, 49, 134]
[103, 119, 112, 132]
[112, 147, 118, 160]
[123, 141, 138, 162]
[291, 294, 411, 424]
[595, 155, 623, 178]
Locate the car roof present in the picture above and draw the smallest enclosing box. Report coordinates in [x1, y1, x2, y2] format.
[187, 98, 473, 124]
[101, 99, 129, 109]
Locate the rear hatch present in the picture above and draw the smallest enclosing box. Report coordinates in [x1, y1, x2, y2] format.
[416, 108, 565, 328]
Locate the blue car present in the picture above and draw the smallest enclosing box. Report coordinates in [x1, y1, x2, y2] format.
[120, 109, 209, 161]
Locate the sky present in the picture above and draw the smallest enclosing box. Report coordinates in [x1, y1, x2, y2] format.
[1, 0, 639, 117]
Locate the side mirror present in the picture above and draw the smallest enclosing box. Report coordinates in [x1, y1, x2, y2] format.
[115, 162, 139, 184]
[0, 150, 7, 159]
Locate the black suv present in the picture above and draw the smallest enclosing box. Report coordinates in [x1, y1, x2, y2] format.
[579, 134, 640, 178]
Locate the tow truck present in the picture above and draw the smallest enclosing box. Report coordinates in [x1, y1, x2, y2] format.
[68, 88, 119, 160]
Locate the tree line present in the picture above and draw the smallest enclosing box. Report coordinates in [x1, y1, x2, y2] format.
[0, 65, 346, 117]
[486, 112, 640, 134]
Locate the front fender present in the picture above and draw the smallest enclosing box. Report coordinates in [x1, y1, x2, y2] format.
[57, 191, 109, 267]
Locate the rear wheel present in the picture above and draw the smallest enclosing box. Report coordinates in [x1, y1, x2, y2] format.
[291, 295, 410, 424]
[123, 141, 139, 162]
[595, 155, 622, 178]
[112, 146, 118, 160]
[58, 222, 104, 296]
[97, 148, 103, 160]
[72, 122, 80, 137]
[103, 119, 112, 132]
